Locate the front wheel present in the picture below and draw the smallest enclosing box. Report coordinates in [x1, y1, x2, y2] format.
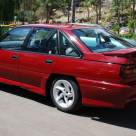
[50, 76, 82, 113]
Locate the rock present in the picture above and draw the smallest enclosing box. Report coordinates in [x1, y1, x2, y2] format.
[120, 29, 127, 34]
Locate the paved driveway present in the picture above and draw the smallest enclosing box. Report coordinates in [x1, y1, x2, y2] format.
[0, 83, 136, 136]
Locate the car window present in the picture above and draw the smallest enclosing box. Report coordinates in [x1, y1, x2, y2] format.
[71, 28, 134, 53]
[0, 27, 31, 50]
[26, 28, 58, 54]
[59, 32, 80, 57]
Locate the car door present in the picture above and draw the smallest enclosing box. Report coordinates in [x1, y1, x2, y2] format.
[19, 27, 59, 88]
[0, 27, 32, 82]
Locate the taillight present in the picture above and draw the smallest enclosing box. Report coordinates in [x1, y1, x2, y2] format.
[120, 65, 136, 79]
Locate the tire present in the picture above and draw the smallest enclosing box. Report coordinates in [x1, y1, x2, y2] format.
[50, 76, 82, 113]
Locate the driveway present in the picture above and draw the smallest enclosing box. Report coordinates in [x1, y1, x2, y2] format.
[0, 83, 136, 136]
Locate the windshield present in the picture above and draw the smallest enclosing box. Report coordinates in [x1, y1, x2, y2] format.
[71, 28, 134, 53]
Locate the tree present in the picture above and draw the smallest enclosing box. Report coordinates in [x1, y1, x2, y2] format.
[128, 20, 136, 32]
[0, 0, 22, 22]
[23, 0, 25, 24]
[112, 0, 121, 26]
[112, 23, 120, 35]
[132, 0, 136, 19]
[68, 0, 71, 23]
[71, 0, 75, 23]
[98, 0, 101, 20]
[39, 0, 54, 23]
[95, 0, 99, 24]
[80, 0, 94, 20]
[64, 0, 72, 23]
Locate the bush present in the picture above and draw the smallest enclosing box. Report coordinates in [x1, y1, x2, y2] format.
[112, 23, 120, 34]
[119, 34, 132, 39]
[51, 20, 56, 23]
[56, 15, 62, 19]
[106, 14, 113, 22]
[57, 21, 62, 23]
[128, 20, 135, 29]
[122, 21, 127, 27]
[131, 34, 136, 41]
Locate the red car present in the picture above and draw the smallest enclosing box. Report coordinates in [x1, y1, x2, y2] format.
[0, 23, 136, 113]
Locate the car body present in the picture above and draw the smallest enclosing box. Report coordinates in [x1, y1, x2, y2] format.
[0, 23, 136, 112]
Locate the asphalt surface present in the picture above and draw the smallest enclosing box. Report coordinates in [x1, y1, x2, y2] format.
[0, 83, 136, 136]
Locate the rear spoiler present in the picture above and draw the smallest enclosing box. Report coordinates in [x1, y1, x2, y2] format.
[103, 47, 136, 60]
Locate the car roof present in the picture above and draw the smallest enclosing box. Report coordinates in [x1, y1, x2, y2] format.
[20, 23, 102, 30]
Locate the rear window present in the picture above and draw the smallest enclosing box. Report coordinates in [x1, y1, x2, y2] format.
[71, 28, 134, 53]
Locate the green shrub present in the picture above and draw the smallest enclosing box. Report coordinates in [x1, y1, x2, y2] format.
[131, 34, 136, 41]
[106, 14, 113, 22]
[112, 23, 120, 34]
[119, 34, 132, 39]
[51, 20, 56, 23]
[57, 21, 62, 23]
[128, 20, 135, 30]
[56, 15, 62, 19]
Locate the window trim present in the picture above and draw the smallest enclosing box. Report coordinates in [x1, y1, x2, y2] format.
[71, 28, 134, 53]
[0, 26, 33, 52]
[23, 27, 59, 56]
[58, 30, 83, 59]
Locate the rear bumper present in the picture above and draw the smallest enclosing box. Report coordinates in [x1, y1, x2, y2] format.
[76, 77, 136, 108]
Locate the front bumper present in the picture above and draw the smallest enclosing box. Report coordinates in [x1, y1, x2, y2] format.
[76, 77, 136, 108]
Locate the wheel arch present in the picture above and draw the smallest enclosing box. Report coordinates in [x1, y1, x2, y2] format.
[45, 73, 80, 96]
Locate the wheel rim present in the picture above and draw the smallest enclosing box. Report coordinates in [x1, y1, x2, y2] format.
[53, 80, 75, 108]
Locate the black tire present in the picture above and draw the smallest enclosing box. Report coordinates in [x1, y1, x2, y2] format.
[50, 76, 82, 113]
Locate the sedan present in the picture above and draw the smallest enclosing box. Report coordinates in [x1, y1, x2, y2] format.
[0, 24, 136, 113]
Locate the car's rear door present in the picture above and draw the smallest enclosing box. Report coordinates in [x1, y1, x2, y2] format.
[19, 27, 59, 88]
[0, 27, 32, 82]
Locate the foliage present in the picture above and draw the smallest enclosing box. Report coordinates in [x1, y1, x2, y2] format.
[80, 0, 94, 19]
[122, 19, 129, 27]
[56, 15, 62, 18]
[119, 33, 132, 39]
[131, 34, 136, 41]
[106, 14, 113, 22]
[112, 23, 120, 34]
[57, 21, 62, 23]
[0, 0, 22, 22]
[128, 20, 136, 32]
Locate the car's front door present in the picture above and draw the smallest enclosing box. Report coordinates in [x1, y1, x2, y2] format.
[0, 27, 31, 82]
[19, 27, 59, 89]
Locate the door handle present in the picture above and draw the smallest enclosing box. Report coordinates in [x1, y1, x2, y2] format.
[12, 55, 18, 59]
[45, 59, 53, 64]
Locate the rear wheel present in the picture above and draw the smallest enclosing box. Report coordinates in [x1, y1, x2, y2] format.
[50, 76, 82, 113]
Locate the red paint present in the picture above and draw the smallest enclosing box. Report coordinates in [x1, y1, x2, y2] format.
[0, 50, 21, 82]
[19, 52, 58, 87]
[0, 24, 136, 109]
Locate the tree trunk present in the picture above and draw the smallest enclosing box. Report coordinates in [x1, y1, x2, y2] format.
[71, 0, 75, 23]
[99, 0, 101, 20]
[121, 4, 123, 22]
[96, 0, 98, 24]
[133, 0, 135, 19]
[23, 0, 25, 25]
[118, 10, 120, 27]
[30, 0, 32, 13]
[88, 10, 89, 20]
[34, 0, 36, 5]
[68, 0, 70, 23]
[46, 4, 49, 23]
